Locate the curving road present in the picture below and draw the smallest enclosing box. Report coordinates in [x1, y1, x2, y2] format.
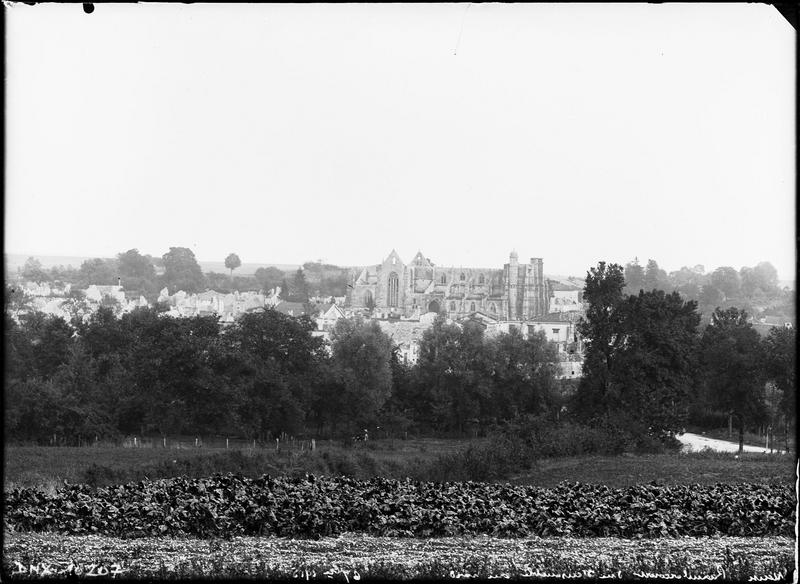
[676, 432, 786, 454]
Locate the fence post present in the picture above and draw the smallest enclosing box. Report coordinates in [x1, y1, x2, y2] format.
[253, 439, 256, 450]
[276, 438, 279, 451]
[311, 439, 316, 452]
[163, 437, 167, 449]
[226, 437, 229, 450]
[195, 437, 198, 448]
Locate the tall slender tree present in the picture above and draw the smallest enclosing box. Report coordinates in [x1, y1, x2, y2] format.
[225, 253, 242, 280]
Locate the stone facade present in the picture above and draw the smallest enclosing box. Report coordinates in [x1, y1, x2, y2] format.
[348, 250, 549, 321]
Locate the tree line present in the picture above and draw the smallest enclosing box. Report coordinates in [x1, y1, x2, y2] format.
[4, 302, 564, 445]
[5, 260, 794, 449]
[13, 248, 352, 303]
[622, 258, 792, 325]
[574, 262, 794, 451]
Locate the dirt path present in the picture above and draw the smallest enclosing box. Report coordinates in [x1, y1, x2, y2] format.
[676, 432, 786, 454]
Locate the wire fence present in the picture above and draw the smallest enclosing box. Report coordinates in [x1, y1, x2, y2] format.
[42, 434, 321, 452]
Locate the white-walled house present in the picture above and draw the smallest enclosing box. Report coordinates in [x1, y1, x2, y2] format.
[85, 285, 126, 304]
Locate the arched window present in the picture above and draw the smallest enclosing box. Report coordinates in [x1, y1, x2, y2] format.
[490, 303, 496, 314]
[479, 274, 485, 284]
[460, 273, 465, 281]
[388, 272, 399, 307]
[440, 274, 446, 284]
[363, 290, 373, 306]
[449, 301, 456, 311]
[470, 302, 476, 312]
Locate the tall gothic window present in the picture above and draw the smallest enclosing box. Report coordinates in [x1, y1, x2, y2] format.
[470, 302, 476, 312]
[388, 272, 399, 307]
[479, 274, 485, 284]
[363, 290, 373, 307]
[440, 274, 446, 284]
[460, 273, 465, 281]
[449, 301, 456, 311]
[490, 303, 496, 313]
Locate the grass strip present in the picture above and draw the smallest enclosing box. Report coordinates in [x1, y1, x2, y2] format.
[2, 533, 794, 580]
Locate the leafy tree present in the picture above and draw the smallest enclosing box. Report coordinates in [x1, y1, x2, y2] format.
[700, 307, 766, 453]
[762, 326, 796, 443]
[699, 285, 724, 311]
[330, 317, 394, 431]
[377, 347, 416, 436]
[741, 262, 780, 300]
[301, 261, 351, 297]
[48, 264, 79, 285]
[739, 267, 759, 299]
[643, 259, 669, 292]
[710, 267, 741, 300]
[574, 262, 699, 439]
[289, 268, 310, 304]
[623, 258, 644, 294]
[5, 379, 63, 443]
[16, 312, 75, 379]
[254, 266, 285, 294]
[118, 249, 156, 282]
[117, 249, 157, 300]
[20, 257, 51, 283]
[669, 267, 702, 300]
[161, 247, 206, 294]
[225, 308, 325, 438]
[485, 327, 559, 420]
[611, 290, 700, 436]
[415, 315, 493, 434]
[225, 253, 242, 279]
[753, 262, 779, 293]
[77, 258, 119, 288]
[573, 262, 626, 420]
[279, 278, 291, 300]
[205, 272, 232, 293]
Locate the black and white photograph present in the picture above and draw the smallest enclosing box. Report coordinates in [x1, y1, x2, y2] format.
[3, 2, 796, 580]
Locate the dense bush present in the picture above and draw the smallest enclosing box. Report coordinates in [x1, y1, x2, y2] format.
[486, 416, 675, 460]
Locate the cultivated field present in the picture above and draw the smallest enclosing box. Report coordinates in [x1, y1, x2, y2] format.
[3, 439, 796, 580]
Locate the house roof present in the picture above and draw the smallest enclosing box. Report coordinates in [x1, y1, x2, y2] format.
[321, 303, 345, 319]
[274, 301, 306, 316]
[548, 280, 582, 291]
[531, 312, 572, 323]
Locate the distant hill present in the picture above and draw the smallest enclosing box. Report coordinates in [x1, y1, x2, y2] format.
[5, 254, 100, 272]
[199, 261, 299, 276]
[5, 254, 299, 276]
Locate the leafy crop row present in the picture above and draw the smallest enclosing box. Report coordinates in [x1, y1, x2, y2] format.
[4, 474, 793, 539]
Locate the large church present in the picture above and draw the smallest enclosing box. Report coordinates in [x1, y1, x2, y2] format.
[347, 250, 550, 321]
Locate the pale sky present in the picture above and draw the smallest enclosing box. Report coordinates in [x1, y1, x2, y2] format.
[5, 3, 796, 279]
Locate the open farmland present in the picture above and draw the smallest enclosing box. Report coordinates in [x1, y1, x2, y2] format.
[4, 440, 795, 491]
[3, 472, 796, 580]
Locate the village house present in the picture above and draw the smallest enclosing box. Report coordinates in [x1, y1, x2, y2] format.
[85, 284, 126, 305]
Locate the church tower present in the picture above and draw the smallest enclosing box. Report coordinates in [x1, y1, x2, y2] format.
[506, 250, 519, 320]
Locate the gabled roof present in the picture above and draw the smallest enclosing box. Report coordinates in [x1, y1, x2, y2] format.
[383, 249, 404, 268]
[548, 280, 582, 292]
[410, 251, 432, 267]
[321, 303, 345, 320]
